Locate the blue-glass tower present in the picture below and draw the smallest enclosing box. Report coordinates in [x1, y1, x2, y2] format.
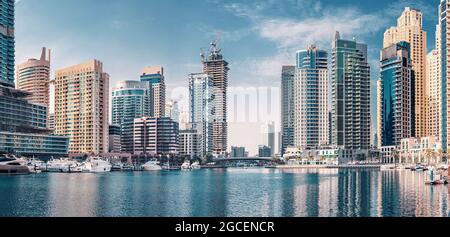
[112, 81, 150, 153]
[380, 41, 414, 147]
[0, 0, 15, 87]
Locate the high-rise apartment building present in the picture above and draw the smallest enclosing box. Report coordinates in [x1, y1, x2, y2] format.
[376, 79, 382, 148]
[384, 7, 427, 138]
[165, 100, 180, 123]
[260, 121, 275, 156]
[280, 65, 295, 155]
[379, 42, 414, 147]
[294, 45, 329, 149]
[140, 66, 165, 118]
[0, 0, 15, 88]
[16, 47, 51, 107]
[133, 117, 179, 155]
[202, 42, 229, 156]
[331, 32, 371, 157]
[428, 49, 441, 138]
[112, 80, 150, 153]
[189, 73, 214, 158]
[440, 1, 450, 150]
[54, 60, 109, 154]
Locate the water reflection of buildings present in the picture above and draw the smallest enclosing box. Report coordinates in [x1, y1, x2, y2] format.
[48, 174, 97, 217]
[283, 169, 339, 217]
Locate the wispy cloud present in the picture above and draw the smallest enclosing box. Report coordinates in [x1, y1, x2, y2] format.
[221, 1, 390, 84]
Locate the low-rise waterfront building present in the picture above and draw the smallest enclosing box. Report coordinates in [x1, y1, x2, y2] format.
[399, 136, 442, 164]
[258, 145, 272, 158]
[380, 146, 397, 163]
[109, 124, 121, 153]
[179, 129, 201, 159]
[133, 117, 179, 156]
[231, 146, 246, 158]
[0, 86, 69, 159]
[282, 146, 369, 165]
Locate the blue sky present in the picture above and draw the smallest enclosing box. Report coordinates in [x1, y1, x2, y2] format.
[15, 0, 441, 155]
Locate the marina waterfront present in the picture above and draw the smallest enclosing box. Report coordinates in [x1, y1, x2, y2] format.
[0, 168, 449, 217]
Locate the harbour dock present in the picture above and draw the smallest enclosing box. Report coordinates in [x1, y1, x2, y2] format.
[273, 164, 382, 169]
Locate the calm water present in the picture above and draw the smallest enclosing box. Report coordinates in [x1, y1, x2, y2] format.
[0, 168, 449, 217]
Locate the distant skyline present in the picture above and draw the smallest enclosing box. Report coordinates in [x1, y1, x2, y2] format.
[14, 0, 441, 155]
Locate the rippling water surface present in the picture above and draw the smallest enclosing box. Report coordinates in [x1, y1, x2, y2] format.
[0, 168, 448, 217]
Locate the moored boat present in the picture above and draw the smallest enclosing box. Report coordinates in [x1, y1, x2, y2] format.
[191, 161, 201, 170]
[81, 157, 112, 173]
[141, 159, 162, 171]
[0, 154, 30, 175]
[181, 160, 191, 170]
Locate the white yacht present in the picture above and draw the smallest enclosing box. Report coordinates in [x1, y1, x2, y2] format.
[191, 161, 201, 170]
[181, 160, 191, 170]
[141, 159, 162, 171]
[0, 154, 30, 174]
[82, 157, 112, 173]
[45, 158, 81, 173]
[27, 158, 45, 173]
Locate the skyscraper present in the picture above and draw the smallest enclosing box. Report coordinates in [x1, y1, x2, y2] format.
[331, 32, 371, 156]
[202, 41, 229, 156]
[112, 80, 150, 153]
[54, 60, 109, 154]
[140, 66, 165, 118]
[0, 0, 15, 88]
[280, 65, 295, 155]
[260, 121, 275, 156]
[16, 47, 51, 107]
[440, 0, 450, 150]
[165, 100, 180, 123]
[384, 7, 427, 138]
[428, 49, 441, 138]
[379, 41, 414, 147]
[294, 45, 329, 149]
[376, 79, 382, 148]
[189, 73, 214, 158]
[428, 23, 442, 139]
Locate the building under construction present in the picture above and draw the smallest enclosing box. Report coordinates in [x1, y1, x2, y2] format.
[202, 42, 229, 157]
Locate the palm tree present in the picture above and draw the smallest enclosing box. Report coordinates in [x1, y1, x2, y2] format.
[391, 150, 399, 164]
[424, 149, 434, 165]
[437, 149, 443, 164]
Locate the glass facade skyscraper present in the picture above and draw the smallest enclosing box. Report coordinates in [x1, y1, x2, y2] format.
[280, 65, 295, 155]
[331, 32, 371, 158]
[0, 0, 15, 87]
[294, 45, 329, 149]
[440, 0, 450, 151]
[379, 41, 414, 147]
[140, 66, 166, 118]
[189, 73, 214, 158]
[112, 80, 150, 153]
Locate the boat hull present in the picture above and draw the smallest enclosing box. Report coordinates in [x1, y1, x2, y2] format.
[0, 165, 30, 175]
